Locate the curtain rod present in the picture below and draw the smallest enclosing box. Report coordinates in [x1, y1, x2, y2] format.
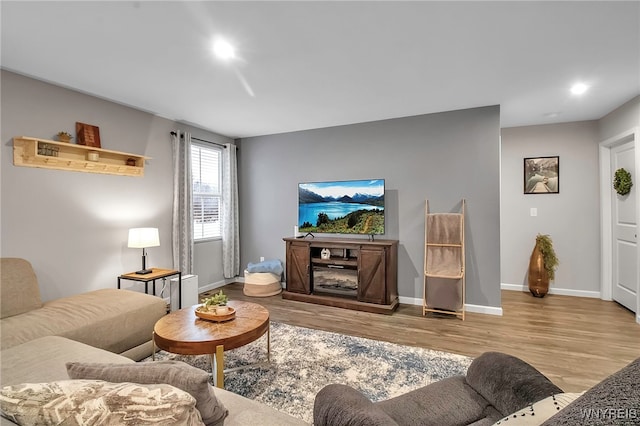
[170, 131, 227, 149]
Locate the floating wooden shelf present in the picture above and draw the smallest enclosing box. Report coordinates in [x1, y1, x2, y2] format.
[13, 136, 148, 177]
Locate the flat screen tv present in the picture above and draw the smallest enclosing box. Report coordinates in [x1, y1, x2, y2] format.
[298, 179, 385, 235]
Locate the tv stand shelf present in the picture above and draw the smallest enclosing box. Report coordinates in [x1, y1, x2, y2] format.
[283, 237, 399, 314]
[311, 257, 357, 267]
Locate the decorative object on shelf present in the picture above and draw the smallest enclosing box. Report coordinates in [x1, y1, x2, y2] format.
[87, 151, 99, 162]
[127, 227, 160, 275]
[56, 131, 73, 143]
[126, 158, 137, 166]
[524, 156, 559, 194]
[37, 143, 59, 157]
[528, 233, 559, 298]
[76, 122, 101, 148]
[321, 248, 331, 259]
[613, 167, 633, 196]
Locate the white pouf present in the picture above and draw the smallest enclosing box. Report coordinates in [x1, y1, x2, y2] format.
[243, 270, 282, 297]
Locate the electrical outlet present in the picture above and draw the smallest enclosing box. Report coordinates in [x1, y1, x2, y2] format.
[260, 256, 265, 262]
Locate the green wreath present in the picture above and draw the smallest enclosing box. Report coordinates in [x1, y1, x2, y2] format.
[613, 168, 633, 196]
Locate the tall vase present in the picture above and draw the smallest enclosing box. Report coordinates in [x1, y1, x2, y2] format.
[528, 244, 549, 297]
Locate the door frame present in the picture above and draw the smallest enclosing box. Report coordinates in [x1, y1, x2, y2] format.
[599, 126, 640, 324]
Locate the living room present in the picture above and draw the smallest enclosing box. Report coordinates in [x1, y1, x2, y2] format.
[1, 1, 640, 425]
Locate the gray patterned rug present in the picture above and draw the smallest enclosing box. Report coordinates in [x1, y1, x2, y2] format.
[145, 322, 472, 423]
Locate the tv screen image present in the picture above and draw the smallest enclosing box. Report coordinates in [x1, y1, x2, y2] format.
[298, 179, 385, 235]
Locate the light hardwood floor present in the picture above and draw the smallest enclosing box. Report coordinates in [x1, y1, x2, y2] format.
[202, 284, 640, 392]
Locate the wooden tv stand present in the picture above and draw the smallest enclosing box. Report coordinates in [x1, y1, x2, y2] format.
[282, 237, 399, 314]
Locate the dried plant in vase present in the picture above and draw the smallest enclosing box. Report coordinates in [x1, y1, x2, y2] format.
[528, 234, 559, 297]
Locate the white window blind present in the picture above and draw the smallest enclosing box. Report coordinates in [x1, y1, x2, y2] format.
[191, 143, 222, 240]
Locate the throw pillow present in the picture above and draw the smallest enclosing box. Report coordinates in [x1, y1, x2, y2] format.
[492, 392, 584, 425]
[66, 360, 228, 426]
[0, 379, 203, 426]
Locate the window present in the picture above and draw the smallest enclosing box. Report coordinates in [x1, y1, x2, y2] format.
[191, 143, 222, 240]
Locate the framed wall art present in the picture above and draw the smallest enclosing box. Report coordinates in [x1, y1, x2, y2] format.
[524, 156, 559, 194]
[76, 122, 101, 148]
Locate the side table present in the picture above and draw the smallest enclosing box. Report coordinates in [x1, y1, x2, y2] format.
[118, 268, 182, 309]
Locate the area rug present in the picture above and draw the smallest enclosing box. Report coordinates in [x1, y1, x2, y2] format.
[145, 322, 472, 423]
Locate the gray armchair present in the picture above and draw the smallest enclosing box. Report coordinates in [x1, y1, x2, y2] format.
[313, 351, 563, 426]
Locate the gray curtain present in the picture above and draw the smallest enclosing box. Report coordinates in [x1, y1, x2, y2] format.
[171, 131, 194, 274]
[222, 143, 240, 278]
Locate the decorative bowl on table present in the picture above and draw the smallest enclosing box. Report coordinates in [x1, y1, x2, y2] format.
[194, 305, 236, 322]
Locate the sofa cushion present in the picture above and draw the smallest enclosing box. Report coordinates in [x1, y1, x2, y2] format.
[493, 392, 583, 425]
[376, 376, 503, 425]
[0, 288, 166, 352]
[0, 336, 133, 387]
[313, 383, 399, 426]
[67, 360, 228, 426]
[0, 379, 204, 426]
[0, 258, 42, 319]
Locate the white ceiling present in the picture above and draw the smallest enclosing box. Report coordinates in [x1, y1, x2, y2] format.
[2, 1, 639, 139]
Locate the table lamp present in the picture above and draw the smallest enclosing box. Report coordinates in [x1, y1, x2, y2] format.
[128, 227, 160, 274]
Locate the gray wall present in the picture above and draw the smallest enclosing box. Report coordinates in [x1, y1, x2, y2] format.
[0, 71, 230, 301]
[500, 122, 601, 295]
[237, 106, 502, 309]
[7, 68, 633, 310]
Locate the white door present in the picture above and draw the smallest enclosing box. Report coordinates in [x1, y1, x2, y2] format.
[611, 141, 637, 312]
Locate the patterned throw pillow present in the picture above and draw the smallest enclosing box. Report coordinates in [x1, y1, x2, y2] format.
[66, 360, 228, 426]
[0, 379, 204, 426]
[493, 392, 584, 425]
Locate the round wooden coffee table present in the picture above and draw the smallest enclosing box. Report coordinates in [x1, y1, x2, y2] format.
[153, 300, 270, 388]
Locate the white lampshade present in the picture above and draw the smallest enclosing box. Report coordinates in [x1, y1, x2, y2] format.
[128, 228, 160, 248]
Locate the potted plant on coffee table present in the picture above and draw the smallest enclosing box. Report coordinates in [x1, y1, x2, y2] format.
[202, 290, 230, 314]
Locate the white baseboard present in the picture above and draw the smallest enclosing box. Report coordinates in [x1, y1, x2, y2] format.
[399, 296, 503, 316]
[501, 283, 601, 299]
[398, 296, 422, 306]
[465, 304, 503, 316]
[205, 281, 503, 316]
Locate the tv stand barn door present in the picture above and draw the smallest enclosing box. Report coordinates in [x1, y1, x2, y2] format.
[359, 247, 387, 304]
[285, 240, 311, 294]
[283, 237, 399, 314]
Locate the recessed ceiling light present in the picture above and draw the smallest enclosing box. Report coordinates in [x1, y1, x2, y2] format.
[213, 39, 235, 61]
[570, 83, 589, 95]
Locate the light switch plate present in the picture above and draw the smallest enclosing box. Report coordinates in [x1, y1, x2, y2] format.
[530, 208, 538, 217]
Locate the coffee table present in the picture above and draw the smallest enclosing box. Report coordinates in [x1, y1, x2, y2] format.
[152, 300, 270, 388]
